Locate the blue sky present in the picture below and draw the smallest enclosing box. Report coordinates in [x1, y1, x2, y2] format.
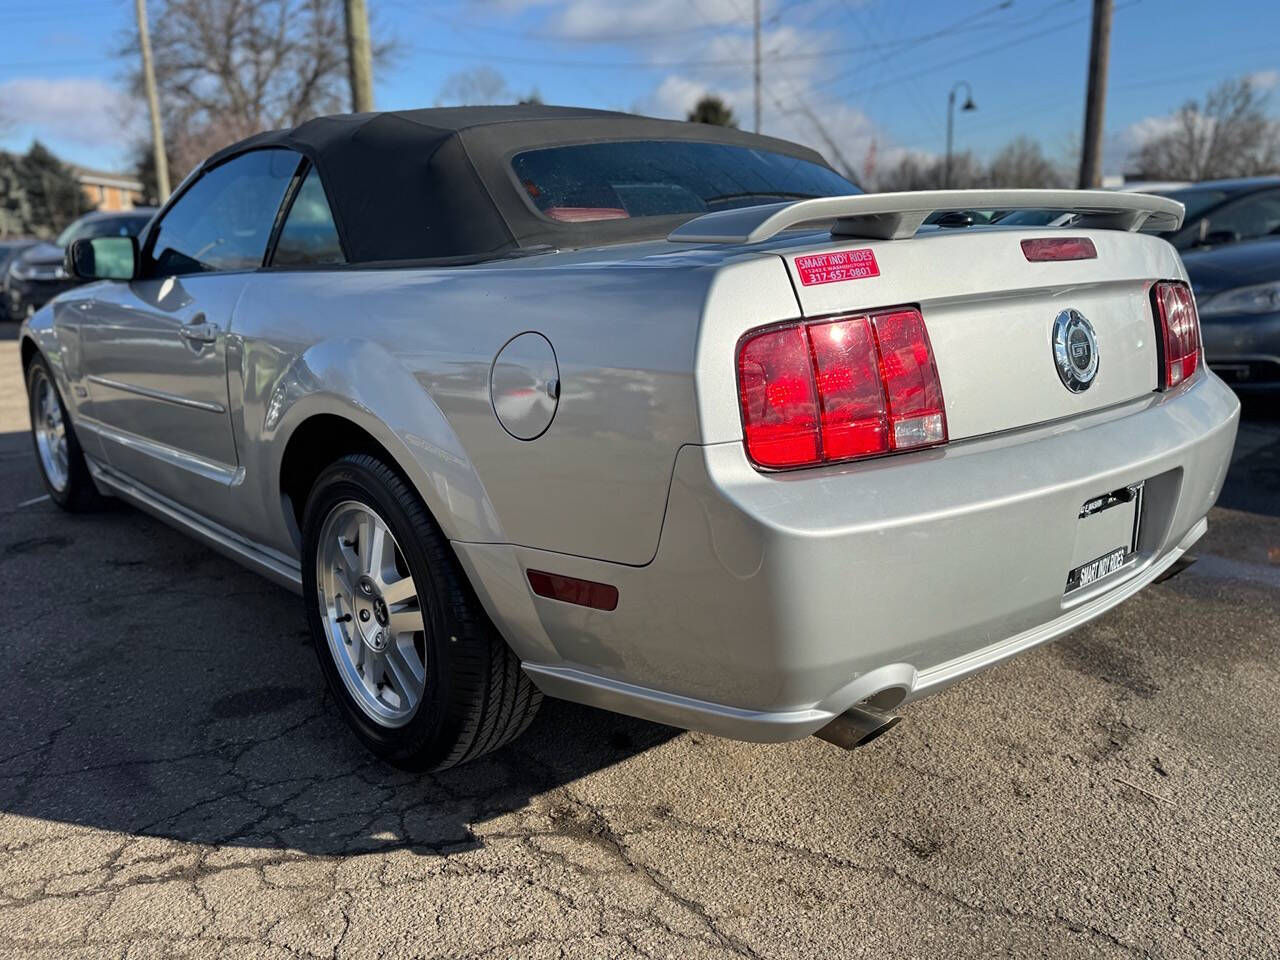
[1, 0, 1277, 179]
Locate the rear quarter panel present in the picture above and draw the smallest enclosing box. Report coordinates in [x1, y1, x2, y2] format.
[229, 255, 744, 565]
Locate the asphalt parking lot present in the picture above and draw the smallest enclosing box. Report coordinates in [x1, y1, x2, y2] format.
[0, 326, 1277, 959]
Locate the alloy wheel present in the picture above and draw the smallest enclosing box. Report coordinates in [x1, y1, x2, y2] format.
[315, 500, 427, 727]
[31, 369, 69, 493]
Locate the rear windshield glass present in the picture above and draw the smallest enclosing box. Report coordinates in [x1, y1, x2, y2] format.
[512, 140, 860, 223]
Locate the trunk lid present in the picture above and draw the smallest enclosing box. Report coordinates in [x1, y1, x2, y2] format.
[779, 227, 1173, 440]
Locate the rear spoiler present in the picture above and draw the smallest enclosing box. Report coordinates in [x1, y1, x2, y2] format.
[667, 189, 1185, 244]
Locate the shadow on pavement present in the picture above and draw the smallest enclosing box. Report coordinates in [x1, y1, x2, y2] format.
[0, 429, 677, 858]
[3, 383, 1276, 859]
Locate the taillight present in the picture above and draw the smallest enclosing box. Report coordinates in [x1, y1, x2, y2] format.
[737, 306, 947, 469]
[737, 325, 820, 467]
[1152, 281, 1201, 389]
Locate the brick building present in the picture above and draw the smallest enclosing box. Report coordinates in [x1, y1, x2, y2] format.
[73, 166, 145, 211]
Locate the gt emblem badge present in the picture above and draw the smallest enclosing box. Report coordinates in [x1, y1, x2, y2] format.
[1052, 309, 1099, 393]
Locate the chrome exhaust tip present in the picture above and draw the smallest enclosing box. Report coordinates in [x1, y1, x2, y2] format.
[814, 705, 901, 751]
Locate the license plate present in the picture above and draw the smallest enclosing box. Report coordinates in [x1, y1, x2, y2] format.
[1065, 483, 1143, 594]
[1067, 548, 1130, 592]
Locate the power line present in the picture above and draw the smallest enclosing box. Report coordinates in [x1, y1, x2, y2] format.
[890, 48, 1279, 152]
[810, 5, 1127, 97]
[424, 10, 747, 43]
[411, 0, 1041, 69]
[837, 0, 945, 138]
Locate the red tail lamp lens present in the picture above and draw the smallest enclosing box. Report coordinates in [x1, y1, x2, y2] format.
[737, 307, 947, 469]
[1152, 281, 1201, 389]
[808, 317, 889, 459]
[737, 325, 821, 467]
[527, 570, 619, 611]
[872, 309, 948, 450]
[1021, 237, 1097, 262]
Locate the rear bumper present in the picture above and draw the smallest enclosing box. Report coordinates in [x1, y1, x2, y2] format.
[455, 372, 1240, 742]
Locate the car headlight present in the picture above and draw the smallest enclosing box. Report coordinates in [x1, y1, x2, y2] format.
[9, 261, 66, 282]
[1199, 281, 1280, 317]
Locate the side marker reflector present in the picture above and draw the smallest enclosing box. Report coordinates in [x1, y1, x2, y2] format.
[527, 570, 619, 611]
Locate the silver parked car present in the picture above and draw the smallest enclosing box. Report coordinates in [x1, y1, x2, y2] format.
[20, 106, 1239, 769]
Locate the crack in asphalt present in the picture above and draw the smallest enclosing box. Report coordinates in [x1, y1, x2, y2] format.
[0, 378, 1277, 957]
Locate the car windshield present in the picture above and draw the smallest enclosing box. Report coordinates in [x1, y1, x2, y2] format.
[56, 214, 152, 248]
[512, 140, 860, 223]
[1153, 187, 1232, 221]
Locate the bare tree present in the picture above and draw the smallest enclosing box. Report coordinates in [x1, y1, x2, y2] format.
[687, 94, 738, 128]
[123, 0, 391, 184]
[986, 137, 1067, 188]
[1132, 77, 1280, 180]
[871, 138, 1064, 192]
[874, 151, 983, 191]
[434, 67, 540, 108]
[436, 67, 510, 107]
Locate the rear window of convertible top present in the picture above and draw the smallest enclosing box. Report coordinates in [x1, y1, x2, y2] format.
[512, 140, 860, 223]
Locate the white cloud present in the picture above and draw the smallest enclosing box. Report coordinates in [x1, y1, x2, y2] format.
[556, 0, 742, 37]
[1122, 111, 1184, 150]
[0, 77, 140, 152]
[634, 20, 913, 183]
[465, 0, 911, 184]
[1248, 69, 1280, 92]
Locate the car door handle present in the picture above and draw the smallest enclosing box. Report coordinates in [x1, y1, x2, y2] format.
[179, 315, 217, 344]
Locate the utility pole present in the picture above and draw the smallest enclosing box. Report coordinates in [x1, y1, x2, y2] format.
[134, 0, 169, 202]
[344, 0, 375, 113]
[1078, 0, 1113, 189]
[753, 0, 761, 133]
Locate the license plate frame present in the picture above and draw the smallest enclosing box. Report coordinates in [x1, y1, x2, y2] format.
[1065, 483, 1144, 594]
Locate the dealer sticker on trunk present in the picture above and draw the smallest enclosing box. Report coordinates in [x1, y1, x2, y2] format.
[794, 249, 880, 286]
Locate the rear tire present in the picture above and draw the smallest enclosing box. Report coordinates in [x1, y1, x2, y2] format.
[302, 453, 541, 770]
[25, 355, 103, 512]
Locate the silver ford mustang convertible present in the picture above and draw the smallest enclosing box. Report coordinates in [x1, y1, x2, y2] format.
[20, 106, 1239, 768]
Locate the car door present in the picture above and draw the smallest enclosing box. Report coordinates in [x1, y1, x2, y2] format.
[77, 148, 302, 515]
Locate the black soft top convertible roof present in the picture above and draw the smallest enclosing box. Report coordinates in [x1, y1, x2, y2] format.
[204, 105, 837, 264]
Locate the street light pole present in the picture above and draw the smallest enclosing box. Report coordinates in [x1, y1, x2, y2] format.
[944, 80, 976, 189]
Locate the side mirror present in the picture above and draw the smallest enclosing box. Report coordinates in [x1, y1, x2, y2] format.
[66, 236, 138, 281]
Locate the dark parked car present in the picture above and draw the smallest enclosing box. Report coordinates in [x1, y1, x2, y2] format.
[1151, 178, 1280, 251]
[4, 209, 155, 320]
[1184, 235, 1280, 392]
[994, 177, 1280, 251]
[0, 239, 38, 320]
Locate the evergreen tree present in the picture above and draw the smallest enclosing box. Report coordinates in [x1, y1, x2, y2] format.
[687, 95, 738, 128]
[0, 152, 34, 238]
[19, 142, 90, 238]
